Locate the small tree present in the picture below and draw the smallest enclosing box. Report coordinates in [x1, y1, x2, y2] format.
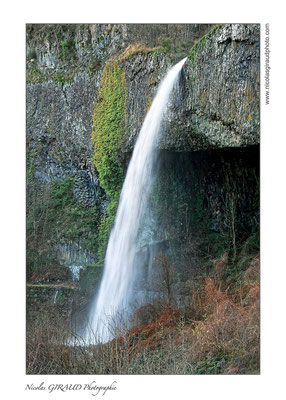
[222, 190, 237, 262]
[153, 252, 174, 306]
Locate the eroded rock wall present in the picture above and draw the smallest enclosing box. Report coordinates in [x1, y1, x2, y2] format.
[26, 23, 259, 280]
[159, 24, 260, 151]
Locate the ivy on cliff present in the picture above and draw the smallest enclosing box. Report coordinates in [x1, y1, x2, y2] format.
[92, 62, 127, 260]
[26, 173, 98, 276]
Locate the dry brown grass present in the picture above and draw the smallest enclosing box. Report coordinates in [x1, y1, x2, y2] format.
[26, 256, 260, 375]
[125, 256, 260, 374]
[110, 43, 164, 63]
[188, 258, 260, 374]
[26, 309, 71, 374]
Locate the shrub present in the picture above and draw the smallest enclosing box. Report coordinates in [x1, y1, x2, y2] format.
[162, 38, 172, 52]
[190, 263, 260, 374]
[26, 250, 259, 374]
[26, 175, 98, 277]
[110, 43, 165, 63]
[59, 39, 76, 61]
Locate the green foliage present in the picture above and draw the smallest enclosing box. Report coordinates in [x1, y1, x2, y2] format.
[92, 62, 127, 258]
[26, 174, 98, 275]
[162, 38, 172, 52]
[242, 231, 260, 254]
[55, 73, 73, 87]
[26, 62, 76, 85]
[92, 62, 127, 198]
[207, 232, 229, 258]
[233, 231, 260, 273]
[27, 64, 129, 273]
[189, 24, 223, 64]
[188, 36, 206, 64]
[60, 39, 76, 61]
[153, 48, 163, 59]
[207, 225, 259, 267]
[47, 177, 98, 247]
[49, 177, 75, 209]
[195, 354, 230, 374]
[188, 46, 197, 63]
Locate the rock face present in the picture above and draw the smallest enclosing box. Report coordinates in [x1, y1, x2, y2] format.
[26, 23, 259, 281]
[157, 24, 260, 151]
[27, 23, 260, 181]
[27, 24, 260, 160]
[120, 52, 172, 151]
[26, 24, 213, 74]
[26, 72, 100, 180]
[106, 24, 260, 152]
[26, 24, 215, 180]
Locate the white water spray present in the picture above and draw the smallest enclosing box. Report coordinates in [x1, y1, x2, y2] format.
[84, 57, 187, 343]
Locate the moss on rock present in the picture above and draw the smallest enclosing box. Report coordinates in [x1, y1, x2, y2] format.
[92, 62, 128, 260]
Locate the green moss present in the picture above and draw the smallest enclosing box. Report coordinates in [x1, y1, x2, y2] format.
[26, 65, 76, 85]
[26, 175, 99, 274]
[48, 177, 99, 248]
[26, 283, 78, 288]
[26, 24, 99, 84]
[189, 24, 223, 64]
[189, 45, 197, 64]
[153, 48, 164, 59]
[59, 39, 76, 61]
[162, 38, 172, 52]
[92, 62, 127, 259]
[92, 62, 127, 197]
[55, 72, 74, 87]
[26, 62, 102, 84]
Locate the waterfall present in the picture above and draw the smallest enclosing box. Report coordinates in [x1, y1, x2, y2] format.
[84, 57, 187, 344]
[53, 289, 59, 304]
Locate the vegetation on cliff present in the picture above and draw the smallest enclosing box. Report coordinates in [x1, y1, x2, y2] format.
[26, 169, 98, 280]
[188, 24, 222, 64]
[92, 62, 127, 261]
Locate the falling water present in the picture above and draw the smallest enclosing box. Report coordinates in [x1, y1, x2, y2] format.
[84, 57, 187, 344]
[53, 289, 59, 304]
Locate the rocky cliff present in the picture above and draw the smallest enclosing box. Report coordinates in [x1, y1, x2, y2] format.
[161, 24, 260, 150]
[26, 23, 259, 290]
